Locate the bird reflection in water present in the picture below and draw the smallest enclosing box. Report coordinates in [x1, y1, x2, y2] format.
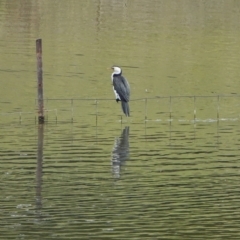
[111, 126, 130, 178]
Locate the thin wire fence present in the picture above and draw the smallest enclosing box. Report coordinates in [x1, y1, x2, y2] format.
[1, 95, 240, 124]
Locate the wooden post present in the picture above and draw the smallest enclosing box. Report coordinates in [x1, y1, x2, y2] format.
[36, 39, 44, 124]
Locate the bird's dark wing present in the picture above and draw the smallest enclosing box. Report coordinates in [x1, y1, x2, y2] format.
[113, 75, 130, 102]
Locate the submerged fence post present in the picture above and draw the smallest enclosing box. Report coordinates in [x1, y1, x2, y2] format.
[36, 39, 44, 124]
[193, 96, 196, 121]
[71, 99, 74, 122]
[169, 96, 172, 120]
[217, 95, 220, 120]
[95, 100, 98, 125]
[145, 98, 148, 121]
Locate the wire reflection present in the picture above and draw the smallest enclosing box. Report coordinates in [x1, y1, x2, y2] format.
[111, 126, 130, 178]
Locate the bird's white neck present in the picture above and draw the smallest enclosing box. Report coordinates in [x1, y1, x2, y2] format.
[111, 72, 114, 82]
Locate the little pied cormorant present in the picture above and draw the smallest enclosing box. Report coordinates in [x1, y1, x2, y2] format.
[111, 66, 130, 117]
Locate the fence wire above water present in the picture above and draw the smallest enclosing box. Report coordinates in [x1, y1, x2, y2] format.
[1, 95, 240, 124]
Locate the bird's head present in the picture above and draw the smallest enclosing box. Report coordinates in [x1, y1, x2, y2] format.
[111, 66, 122, 75]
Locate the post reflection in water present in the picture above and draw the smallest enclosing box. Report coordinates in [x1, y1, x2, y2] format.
[111, 126, 130, 178]
[36, 124, 44, 215]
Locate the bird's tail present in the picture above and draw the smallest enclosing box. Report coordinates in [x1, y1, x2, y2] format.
[121, 101, 130, 117]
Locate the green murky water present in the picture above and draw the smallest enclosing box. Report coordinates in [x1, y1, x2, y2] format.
[1, 1, 240, 239]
